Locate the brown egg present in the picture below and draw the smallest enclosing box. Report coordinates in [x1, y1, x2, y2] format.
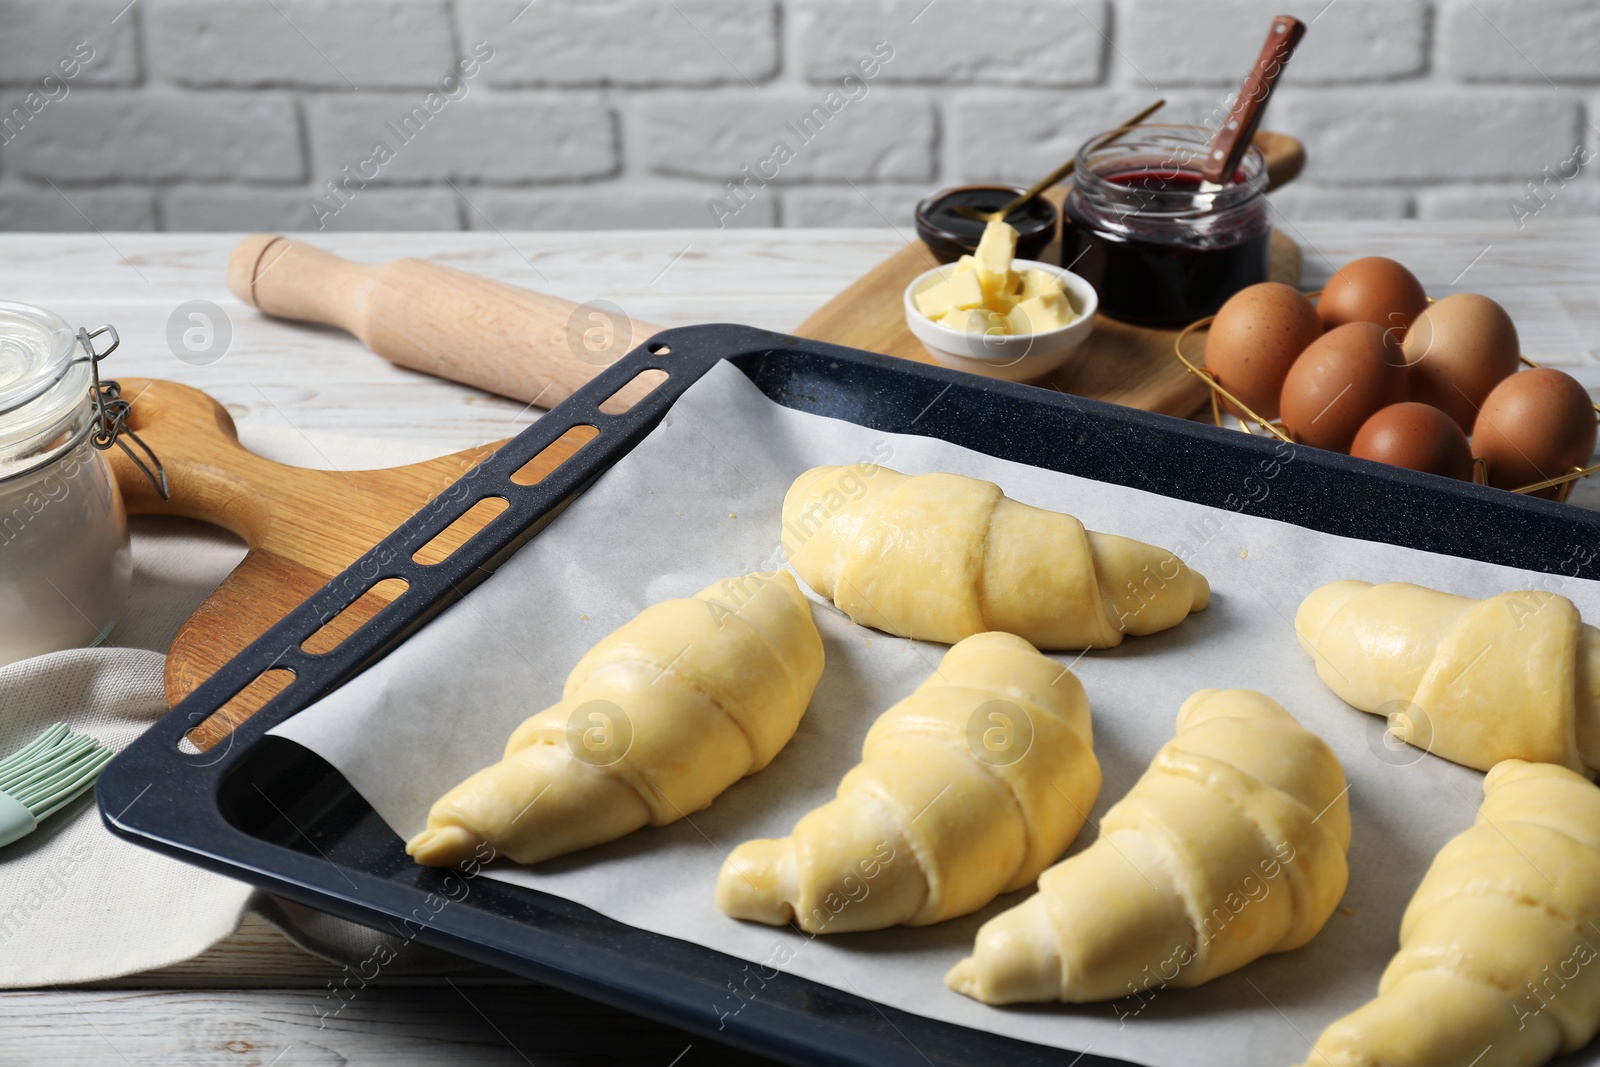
[1317, 257, 1429, 337]
[1204, 282, 1323, 421]
[1473, 368, 1598, 497]
[1280, 323, 1408, 452]
[1350, 402, 1474, 480]
[1402, 293, 1521, 432]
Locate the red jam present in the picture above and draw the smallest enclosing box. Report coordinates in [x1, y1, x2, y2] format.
[1061, 128, 1272, 329]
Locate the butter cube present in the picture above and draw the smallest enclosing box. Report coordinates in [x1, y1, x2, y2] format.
[974, 220, 1019, 297]
[982, 292, 1017, 315]
[941, 308, 1011, 336]
[915, 268, 985, 319]
[1020, 268, 1067, 300]
[973, 309, 1011, 336]
[1008, 290, 1075, 334]
[954, 254, 977, 274]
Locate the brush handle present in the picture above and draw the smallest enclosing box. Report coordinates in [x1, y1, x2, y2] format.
[1202, 15, 1306, 184]
[227, 235, 664, 412]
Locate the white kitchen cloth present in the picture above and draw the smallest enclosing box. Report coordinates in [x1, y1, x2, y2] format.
[0, 645, 254, 986]
[0, 423, 482, 987]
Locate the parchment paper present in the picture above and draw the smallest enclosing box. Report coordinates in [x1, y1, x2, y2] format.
[273, 361, 1600, 1067]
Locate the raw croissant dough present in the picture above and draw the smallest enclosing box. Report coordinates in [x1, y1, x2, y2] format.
[1297, 760, 1600, 1067]
[946, 689, 1349, 1005]
[407, 571, 824, 867]
[716, 631, 1099, 933]
[1296, 580, 1600, 774]
[782, 465, 1209, 649]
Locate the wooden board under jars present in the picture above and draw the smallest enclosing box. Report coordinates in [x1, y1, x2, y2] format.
[793, 134, 1307, 418]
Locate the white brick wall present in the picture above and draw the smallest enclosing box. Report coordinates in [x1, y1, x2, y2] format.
[307, 93, 617, 182]
[1119, 1, 1428, 84]
[794, 0, 1108, 86]
[1, 0, 1599, 231]
[1278, 91, 1583, 183]
[467, 0, 781, 86]
[8, 91, 304, 182]
[636, 94, 936, 181]
[148, 1, 459, 89]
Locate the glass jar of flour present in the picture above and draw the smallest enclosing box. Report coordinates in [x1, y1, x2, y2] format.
[0, 303, 136, 667]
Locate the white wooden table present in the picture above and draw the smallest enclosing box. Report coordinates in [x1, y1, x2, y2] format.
[1, 222, 1596, 1064]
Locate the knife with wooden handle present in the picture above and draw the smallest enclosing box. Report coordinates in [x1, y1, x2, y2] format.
[227, 233, 665, 412]
[1200, 16, 1307, 185]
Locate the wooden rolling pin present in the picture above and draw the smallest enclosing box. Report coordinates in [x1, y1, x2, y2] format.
[227, 234, 664, 412]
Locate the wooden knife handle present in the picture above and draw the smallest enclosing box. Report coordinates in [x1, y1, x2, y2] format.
[1202, 16, 1307, 184]
[227, 234, 664, 411]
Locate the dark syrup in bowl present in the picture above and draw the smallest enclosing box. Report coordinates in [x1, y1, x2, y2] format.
[915, 185, 1058, 264]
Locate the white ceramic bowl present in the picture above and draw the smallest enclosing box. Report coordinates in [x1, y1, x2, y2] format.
[903, 259, 1098, 383]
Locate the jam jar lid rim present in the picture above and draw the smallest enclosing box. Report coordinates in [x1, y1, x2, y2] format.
[1071, 124, 1269, 213]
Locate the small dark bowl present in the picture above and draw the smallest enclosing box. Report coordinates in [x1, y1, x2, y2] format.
[913, 184, 1058, 264]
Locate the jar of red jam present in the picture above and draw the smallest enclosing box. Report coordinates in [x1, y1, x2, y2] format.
[1061, 125, 1271, 329]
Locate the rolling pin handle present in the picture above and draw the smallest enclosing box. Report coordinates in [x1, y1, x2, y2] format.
[225, 234, 662, 413]
[226, 234, 380, 334]
[225, 233, 283, 310]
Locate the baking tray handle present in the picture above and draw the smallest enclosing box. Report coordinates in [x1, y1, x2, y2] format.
[97, 324, 792, 817]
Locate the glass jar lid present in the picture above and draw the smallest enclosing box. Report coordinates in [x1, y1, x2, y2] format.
[0, 301, 93, 474]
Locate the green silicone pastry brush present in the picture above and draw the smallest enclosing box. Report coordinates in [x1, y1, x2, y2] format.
[0, 723, 114, 848]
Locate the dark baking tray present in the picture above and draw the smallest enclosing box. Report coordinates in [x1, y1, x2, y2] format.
[100, 324, 1600, 1067]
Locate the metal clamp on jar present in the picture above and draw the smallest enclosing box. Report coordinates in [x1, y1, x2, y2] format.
[1061, 125, 1272, 330]
[0, 302, 166, 667]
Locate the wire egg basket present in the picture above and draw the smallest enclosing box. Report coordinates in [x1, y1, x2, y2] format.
[1173, 291, 1600, 503]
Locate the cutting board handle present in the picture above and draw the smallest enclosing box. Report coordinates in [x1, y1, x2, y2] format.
[1254, 131, 1305, 193]
[227, 234, 663, 412]
[110, 377, 524, 719]
[114, 377, 279, 541]
[114, 376, 502, 542]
